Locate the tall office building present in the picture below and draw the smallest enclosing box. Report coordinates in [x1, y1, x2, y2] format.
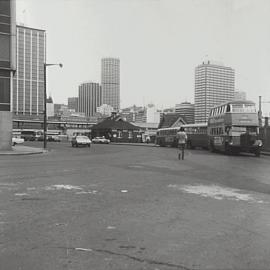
[195, 61, 235, 123]
[12, 25, 46, 116]
[78, 82, 102, 117]
[68, 97, 78, 112]
[0, 0, 16, 150]
[101, 58, 120, 111]
[175, 102, 195, 124]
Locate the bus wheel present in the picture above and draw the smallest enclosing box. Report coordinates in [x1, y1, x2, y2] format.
[225, 144, 232, 155]
[187, 141, 192, 149]
[209, 143, 215, 153]
[255, 149, 260, 157]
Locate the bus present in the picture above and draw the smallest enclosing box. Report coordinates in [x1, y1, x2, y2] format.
[208, 100, 262, 156]
[156, 123, 208, 149]
[184, 123, 208, 149]
[156, 127, 179, 147]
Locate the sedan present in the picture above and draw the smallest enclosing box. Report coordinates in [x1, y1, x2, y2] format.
[92, 137, 110, 144]
[71, 136, 91, 147]
[12, 137, 24, 146]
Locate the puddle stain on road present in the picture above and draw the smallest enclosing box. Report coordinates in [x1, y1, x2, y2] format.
[168, 184, 265, 203]
[75, 190, 98, 195]
[14, 193, 29, 196]
[45, 185, 83, 191]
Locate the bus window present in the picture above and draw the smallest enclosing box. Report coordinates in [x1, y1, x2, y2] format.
[226, 104, 231, 112]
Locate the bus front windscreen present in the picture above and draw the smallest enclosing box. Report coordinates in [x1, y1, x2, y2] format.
[232, 104, 256, 113]
[230, 126, 257, 136]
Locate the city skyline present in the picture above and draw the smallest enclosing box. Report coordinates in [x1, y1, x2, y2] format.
[16, 0, 270, 115]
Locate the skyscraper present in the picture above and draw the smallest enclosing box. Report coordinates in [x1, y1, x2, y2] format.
[175, 102, 195, 124]
[12, 25, 46, 116]
[195, 61, 235, 123]
[78, 82, 102, 117]
[101, 58, 120, 111]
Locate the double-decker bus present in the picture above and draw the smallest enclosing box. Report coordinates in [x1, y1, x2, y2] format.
[208, 100, 262, 156]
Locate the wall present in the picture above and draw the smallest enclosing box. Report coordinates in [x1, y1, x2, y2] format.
[0, 111, 12, 150]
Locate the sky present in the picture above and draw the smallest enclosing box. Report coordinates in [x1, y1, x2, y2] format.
[16, 0, 270, 115]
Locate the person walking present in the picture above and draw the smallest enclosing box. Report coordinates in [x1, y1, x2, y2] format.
[176, 127, 187, 160]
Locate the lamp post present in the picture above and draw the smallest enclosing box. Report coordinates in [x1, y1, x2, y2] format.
[43, 63, 63, 149]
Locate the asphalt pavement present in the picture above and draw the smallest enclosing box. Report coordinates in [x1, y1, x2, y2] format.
[1, 142, 270, 269]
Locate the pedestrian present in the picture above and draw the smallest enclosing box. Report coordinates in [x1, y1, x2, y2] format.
[176, 127, 187, 160]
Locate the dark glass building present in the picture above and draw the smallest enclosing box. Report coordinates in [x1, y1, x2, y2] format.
[78, 82, 102, 117]
[0, 0, 16, 111]
[0, 0, 16, 150]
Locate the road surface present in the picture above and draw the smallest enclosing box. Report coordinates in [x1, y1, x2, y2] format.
[1, 142, 270, 269]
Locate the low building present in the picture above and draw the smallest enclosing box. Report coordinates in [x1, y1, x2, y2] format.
[97, 104, 115, 116]
[47, 96, 54, 118]
[158, 113, 187, 129]
[133, 122, 159, 143]
[91, 114, 141, 143]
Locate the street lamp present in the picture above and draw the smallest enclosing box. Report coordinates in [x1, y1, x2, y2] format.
[44, 63, 63, 149]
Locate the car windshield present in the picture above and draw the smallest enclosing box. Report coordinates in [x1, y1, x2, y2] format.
[77, 136, 88, 139]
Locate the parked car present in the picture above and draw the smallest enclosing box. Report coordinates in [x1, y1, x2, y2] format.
[51, 135, 61, 142]
[47, 135, 61, 142]
[12, 137, 24, 146]
[71, 136, 91, 147]
[92, 136, 110, 144]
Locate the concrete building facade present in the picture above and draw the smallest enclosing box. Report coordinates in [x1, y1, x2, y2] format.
[101, 58, 120, 111]
[146, 104, 161, 124]
[0, 0, 16, 150]
[195, 61, 235, 123]
[12, 25, 46, 116]
[175, 102, 194, 124]
[68, 97, 78, 112]
[78, 82, 102, 117]
[97, 104, 114, 116]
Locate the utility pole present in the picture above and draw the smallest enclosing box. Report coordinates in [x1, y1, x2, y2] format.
[258, 96, 262, 128]
[43, 64, 47, 149]
[43, 63, 63, 149]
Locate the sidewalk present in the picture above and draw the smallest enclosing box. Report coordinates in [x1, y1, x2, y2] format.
[0, 145, 47, 155]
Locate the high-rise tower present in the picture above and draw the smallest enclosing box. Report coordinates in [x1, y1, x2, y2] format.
[78, 82, 102, 117]
[195, 61, 235, 123]
[13, 25, 46, 116]
[101, 58, 120, 111]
